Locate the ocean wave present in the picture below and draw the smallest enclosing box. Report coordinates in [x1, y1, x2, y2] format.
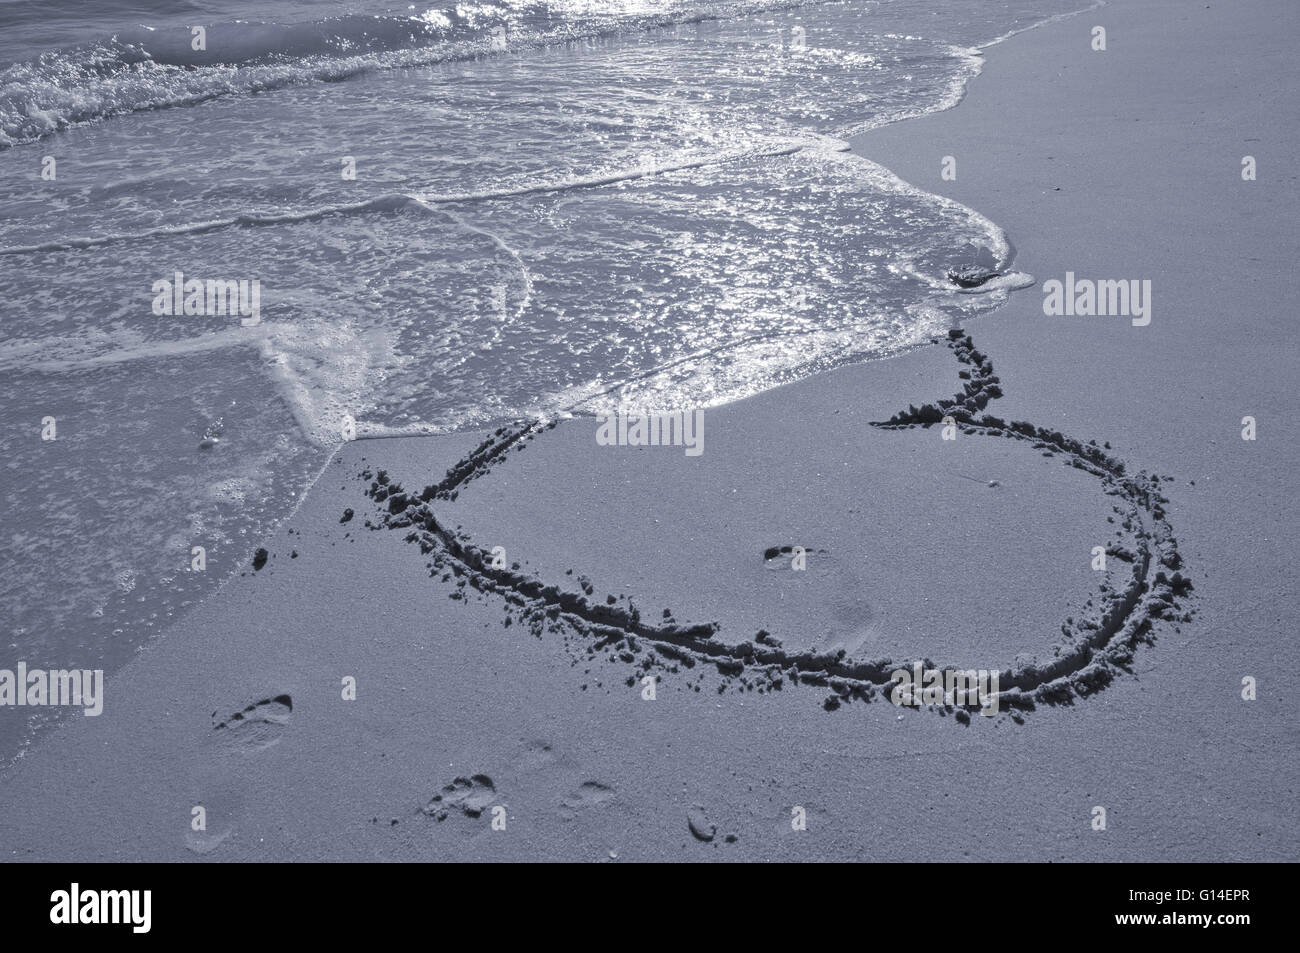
[0, 0, 818, 148]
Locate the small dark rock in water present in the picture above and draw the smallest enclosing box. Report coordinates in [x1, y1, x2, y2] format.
[252, 548, 268, 571]
[687, 806, 715, 843]
[948, 267, 1000, 289]
[340, 508, 354, 523]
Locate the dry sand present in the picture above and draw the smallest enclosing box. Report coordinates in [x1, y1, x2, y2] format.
[2, 0, 1295, 861]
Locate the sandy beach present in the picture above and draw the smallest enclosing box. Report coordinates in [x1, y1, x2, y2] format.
[1, 0, 1296, 862]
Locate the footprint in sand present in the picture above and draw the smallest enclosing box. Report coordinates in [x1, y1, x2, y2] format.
[761, 545, 829, 572]
[184, 826, 233, 855]
[211, 694, 293, 753]
[517, 738, 558, 771]
[184, 762, 241, 856]
[422, 774, 497, 821]
[560, 781, 616, 818]
[185, 694, 292, 853]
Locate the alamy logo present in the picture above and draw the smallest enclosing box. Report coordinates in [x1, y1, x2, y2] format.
[889, 662, 1000, 715]
[595, 410, 704, 456]
[50, 884, 150, 933]
[0, 663, 103, 716]
[1042, 272, 1151, 326]
[151, 271, 261, 326]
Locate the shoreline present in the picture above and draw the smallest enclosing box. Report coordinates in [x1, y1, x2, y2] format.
[2, 0, 1295, 862]
[0, 0, 1038, 772]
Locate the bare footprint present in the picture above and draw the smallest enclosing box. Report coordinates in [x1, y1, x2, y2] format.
[517, 739, 558, 772]
[183, 772, 245, 856]
[422, 775, 497, 821]
[560, 781, 615, 818]
[184, 827, 233, 855]
[687, 804, 715, 842]
[761, 545, 830, 572]
[211, 694, 292, 753]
